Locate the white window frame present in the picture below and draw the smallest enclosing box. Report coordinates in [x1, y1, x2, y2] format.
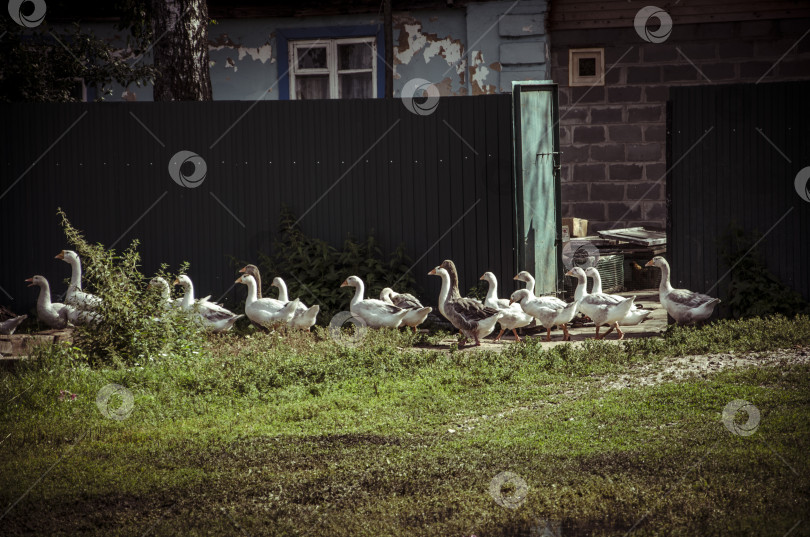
[569, 48, 605, 87]
[289, 37, 377, 99]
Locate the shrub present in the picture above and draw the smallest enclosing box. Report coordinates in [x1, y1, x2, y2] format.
[57, 209, 203, 366]
[249, 207, 419, 324]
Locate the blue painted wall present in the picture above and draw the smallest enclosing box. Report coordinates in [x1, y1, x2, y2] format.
[87, 1, 549, 102]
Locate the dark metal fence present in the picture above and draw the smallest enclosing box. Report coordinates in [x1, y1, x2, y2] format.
[0, 96, 516, 314]
[668, 81, 810, 312]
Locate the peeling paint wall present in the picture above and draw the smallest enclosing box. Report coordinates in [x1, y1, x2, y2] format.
[87, 1, 549, 102]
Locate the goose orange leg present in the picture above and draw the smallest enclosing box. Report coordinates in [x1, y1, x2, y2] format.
[599, 324, 616, 339]
[614, 323, 625, 340]
[562, 323, 570, 341]
[494, 329, 506, 342]
[545, 328, 552, 342]
[511, 329, 522, 342]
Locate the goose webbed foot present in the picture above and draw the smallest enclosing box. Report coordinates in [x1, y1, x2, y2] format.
[494, 329, 505, 342]
[511, 329, 522, 342]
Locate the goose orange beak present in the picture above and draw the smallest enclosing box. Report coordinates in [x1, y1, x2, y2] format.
[428, 268, 437, 276]
[644, 259, 654, 267]
[340, 280, 348, 287]
[479, 274, 486, 280]
[235, 277, 243, 284]
[509, 299, 515, 305]
[55, 251, 65, 260]
[238, 266, 247, 273]
[512, 274, 520, 280]
[565, 269, 574, 276]
[25, 277, 35, 286]
[172, 278, 180, 286]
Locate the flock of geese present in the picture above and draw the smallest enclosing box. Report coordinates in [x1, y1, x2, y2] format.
[5, 251, 721, 346]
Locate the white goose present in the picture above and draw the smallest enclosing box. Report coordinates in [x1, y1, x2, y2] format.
[479, 272, 532, 342]
[567, 267, 636, 340]
[270, 276, 319, 331]
[175, 275, 243, 332]
[0, 314, 27, 335]
[341, 276, 409, 328]
[428, 260, 502, 347]
[646, 256, 720, 324]
[510, 289, 578, 341]
[379, 287, 432, 332]
[148, 277, 181, 309]
[26, 275, 100, 328]
[236, 274, 299, 329]
[513, 270, 575, 339]
[585, 267, 652, 326]
[55, 250, 102, 310]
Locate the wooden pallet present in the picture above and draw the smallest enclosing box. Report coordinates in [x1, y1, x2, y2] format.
[0, 330, 73, 357]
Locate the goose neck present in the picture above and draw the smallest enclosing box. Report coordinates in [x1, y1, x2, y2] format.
[658, 261, 674, 294]
[244, 277, 258, 306]
[276, 279, 289, 302]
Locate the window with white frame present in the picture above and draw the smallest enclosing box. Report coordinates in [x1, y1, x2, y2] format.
[289, 37, 377, 99]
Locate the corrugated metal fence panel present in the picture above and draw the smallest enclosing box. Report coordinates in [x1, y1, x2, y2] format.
[0, 96, 516, 314]
[669, 81, 810, 313]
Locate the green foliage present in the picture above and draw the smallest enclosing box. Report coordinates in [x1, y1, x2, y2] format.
[0, 16, 155, 102]
[719, 225, 808, 318]
[252, 207, 419, 324]
[57, 209, 203, 365]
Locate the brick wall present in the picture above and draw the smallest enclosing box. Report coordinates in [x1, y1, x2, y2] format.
[549, 17, 810, 234]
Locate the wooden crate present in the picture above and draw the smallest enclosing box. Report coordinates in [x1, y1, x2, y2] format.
[0, 330, 73, 357]
[561, 217, 588, 238]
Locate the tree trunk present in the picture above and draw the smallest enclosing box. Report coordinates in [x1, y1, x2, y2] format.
[151, 0, 212, 101]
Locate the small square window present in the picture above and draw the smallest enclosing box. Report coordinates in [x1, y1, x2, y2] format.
[569, 48, 605, 87]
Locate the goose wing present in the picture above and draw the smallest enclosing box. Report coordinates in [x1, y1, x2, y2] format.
[669, 288, 716, 308]
[355, 299, 402, 317]
[391, 292, 423, 310]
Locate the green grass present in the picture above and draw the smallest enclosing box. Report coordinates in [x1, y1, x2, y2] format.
[1, 315, 809, 536]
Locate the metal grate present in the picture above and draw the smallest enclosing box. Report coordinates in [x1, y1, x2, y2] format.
[564, 253, 624, 298]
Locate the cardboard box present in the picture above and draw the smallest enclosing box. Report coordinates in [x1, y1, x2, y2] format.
[562, 217, 588, 238]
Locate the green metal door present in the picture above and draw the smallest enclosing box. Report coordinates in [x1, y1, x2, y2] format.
[512, 82, 562, 296]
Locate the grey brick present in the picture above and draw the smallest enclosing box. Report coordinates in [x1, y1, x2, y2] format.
[605, 46, 639, 64]
[562, 182, 588, 199]
[755, 40, 797, 58]
[700, 62, 735, 80]
[644, 201, 667, 220]
[663, 64, 697, 82]
[573, 126, 606, 144]
[696, 22, 735, 40]
[591, 183, 625, 201]
[608, 86, 642, 103]
[627, 143, 662, 162]
[560, 106, 588, 123]
[779, 59, 810, 78]
[604, 67, 622, 85]
[643, 44, 677, 62]
[740, 61, 772, 79]
[644, 124, 667, 142]
[561, 145, 590, 163]
[573, 163, 606, 182]
[627, 66, 661, 84]
[609, 163, 643, 181]
[559, 164, 571, 182]
[718, 42, 754, 59]
[559, 125, 570, 144]
[590, 106, 623, 123]
[590, 144, 626, 162]
[567, 202, 606, 221]
[676, 43, 716, 61]
[558, 86, 570, 106]
[627, 105, 662, 123]
[609, 125, 643, 143]
[645, 162, 666, 181]
[645, 85, 669, 102]
[571, 86, 606, 104]
[555, 68, 570, 87]
[626, 182, 663, 200]
[607, 202, 642, 221]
